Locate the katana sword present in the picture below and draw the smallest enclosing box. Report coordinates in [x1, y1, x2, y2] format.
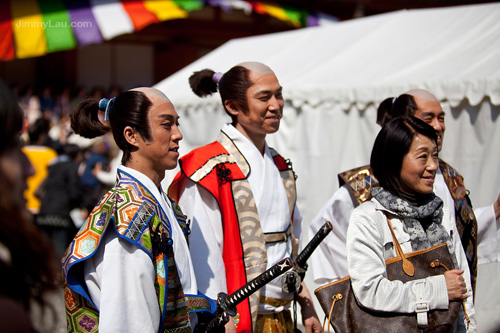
[205, 257, 293, 332]
[281, 221, 333, 293]
[296, 220, 333, 270]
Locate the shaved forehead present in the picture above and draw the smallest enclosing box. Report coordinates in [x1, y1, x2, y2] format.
[404, 89, 438, 102]
[130, 87, 170, 102]
[237, 62, 274, 75]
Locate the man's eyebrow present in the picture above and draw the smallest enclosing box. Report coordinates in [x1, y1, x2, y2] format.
[419, 110, 445, 117]
[254, 86, 283, 95]
[157, 114, 178, 122]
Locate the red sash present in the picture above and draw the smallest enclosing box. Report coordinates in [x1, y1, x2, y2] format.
[169, 140, 296, 332]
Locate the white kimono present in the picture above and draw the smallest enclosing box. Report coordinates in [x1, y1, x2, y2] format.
[83, 166, 199, 332]
[178, 124, 302, 314]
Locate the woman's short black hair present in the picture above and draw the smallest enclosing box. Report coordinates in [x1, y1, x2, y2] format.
[370, 116, 438, 197]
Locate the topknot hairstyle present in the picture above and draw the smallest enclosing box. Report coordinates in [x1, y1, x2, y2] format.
[189, 65, 253, 124]
[71, 91, 153, 163]
[376, 94, 418, 127]
[189, 69, 219, 97]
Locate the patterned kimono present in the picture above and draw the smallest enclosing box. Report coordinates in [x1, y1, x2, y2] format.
[62, 167, 214, 333]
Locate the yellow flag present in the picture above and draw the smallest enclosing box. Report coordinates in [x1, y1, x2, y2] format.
[261, 4, 301, 28]
[11, 0, 47, 59]
[144, 0, 188, 22]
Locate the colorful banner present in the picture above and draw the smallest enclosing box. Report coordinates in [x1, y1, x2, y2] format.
[0, 1, 15, 61]
[65, 0, 103, 47]
[0, 0, 316, 61]
[39, 0, 76, 53]
[11, 0, 47, 59]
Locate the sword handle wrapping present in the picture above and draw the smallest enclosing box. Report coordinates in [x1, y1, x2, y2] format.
[205, 257, 293, 332]
[226, 257, 293, 308]
[294, 221, 333, 270]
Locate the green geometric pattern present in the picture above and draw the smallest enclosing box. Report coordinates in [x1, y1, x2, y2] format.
[61, 171, 190, 332]
[64, 284, 99, 333]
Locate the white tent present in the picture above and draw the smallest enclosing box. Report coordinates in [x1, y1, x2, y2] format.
[155, 3, 500, 330]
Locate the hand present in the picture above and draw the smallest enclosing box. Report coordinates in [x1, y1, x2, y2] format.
[444, 269, 467, 301]
[224, 317, 237, 333]
[493, 192, 500, 219]
[303, 315, 323, 333]
[92, 162, 103, 176]
[297, 282, 323, 333]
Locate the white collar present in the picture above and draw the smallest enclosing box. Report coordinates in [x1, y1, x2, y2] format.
[221, 123, 268, 159]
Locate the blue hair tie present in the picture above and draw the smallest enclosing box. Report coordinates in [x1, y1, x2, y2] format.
[99, 97, 116, 121]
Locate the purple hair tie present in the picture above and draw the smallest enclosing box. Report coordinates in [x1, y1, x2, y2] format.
[212, 72, 223, 84]
[98, 97, 116, 121]
[392, 96, 397, 104]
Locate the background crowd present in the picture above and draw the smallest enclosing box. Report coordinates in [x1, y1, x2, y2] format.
[11, 83, 123, 259]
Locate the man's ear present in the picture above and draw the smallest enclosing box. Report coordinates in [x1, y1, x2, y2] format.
[123, 126, 139, 147]
[224, 100, 240, 117]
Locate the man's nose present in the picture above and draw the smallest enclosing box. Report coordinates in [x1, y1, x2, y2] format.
[173, 125, 183, 142]
[430, 118, 442, 132]
[268, 96, 281, 110]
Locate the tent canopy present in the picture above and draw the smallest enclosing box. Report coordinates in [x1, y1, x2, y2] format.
[156, 2, 500, 110]
[155, 5, 500, 329]
[155, 2, 500, 225]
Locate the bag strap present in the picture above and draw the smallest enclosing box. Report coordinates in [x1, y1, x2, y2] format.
[386, 217, 434, 326]
[324, 293, 343, 333]
[386, 217, 415, 277]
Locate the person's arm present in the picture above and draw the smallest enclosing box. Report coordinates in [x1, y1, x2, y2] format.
[178, 179, 227, 300]
[347, 203, 449, 313]
[297, 282, 322, 333]
[309, 185, 355, 285]
[290, 206, 321, 332]
[85, 231, 160, 332]
[494, 192, 500, 219]
[446, 212, 477, 331]
[475, 192, 500, 264]
[94, 152, 122, 187]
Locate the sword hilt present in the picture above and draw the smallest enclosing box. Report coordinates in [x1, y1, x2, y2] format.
[281, 221, 333, 294]
[225, 257, 293, 308]
[205, 257, 293, 332]
[294, 221, 332, 270]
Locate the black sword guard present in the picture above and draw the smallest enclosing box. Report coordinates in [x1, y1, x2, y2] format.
[205, 257, 293, 332]
[282, 221, 333, 294]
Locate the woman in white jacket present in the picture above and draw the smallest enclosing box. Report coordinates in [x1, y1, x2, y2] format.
[346, 116, 476, 332]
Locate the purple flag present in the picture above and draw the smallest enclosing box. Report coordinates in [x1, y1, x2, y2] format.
[65, 0, 102, 47]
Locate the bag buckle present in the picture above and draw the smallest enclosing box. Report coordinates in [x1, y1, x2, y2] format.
[415, 301, 429, 313]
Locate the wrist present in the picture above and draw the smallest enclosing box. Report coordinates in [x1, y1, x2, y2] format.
[494, 201, 500, 220]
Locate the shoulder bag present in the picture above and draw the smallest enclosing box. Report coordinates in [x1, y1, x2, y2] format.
[314, 217, 467, 332]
